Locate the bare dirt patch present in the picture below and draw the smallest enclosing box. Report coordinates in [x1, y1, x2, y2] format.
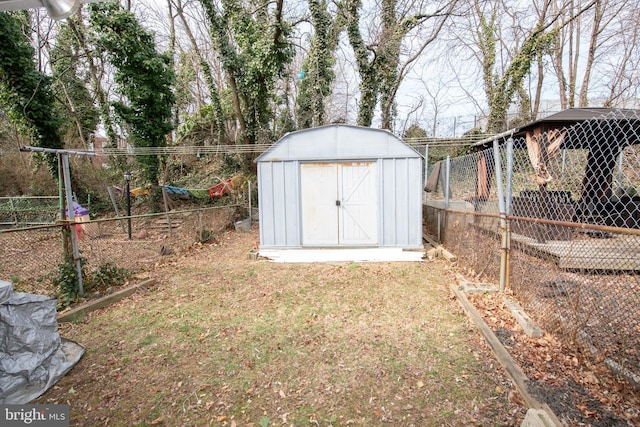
[36, 228, 527, 426]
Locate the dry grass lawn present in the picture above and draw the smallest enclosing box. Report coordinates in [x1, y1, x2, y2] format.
[37, 228, 527, 426]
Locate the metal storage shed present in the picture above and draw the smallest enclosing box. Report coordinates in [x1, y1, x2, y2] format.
[255, 124, 423, 258]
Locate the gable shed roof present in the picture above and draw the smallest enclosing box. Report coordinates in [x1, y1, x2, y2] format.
[256, 124, 421, 162]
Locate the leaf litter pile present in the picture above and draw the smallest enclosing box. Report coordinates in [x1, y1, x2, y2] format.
[36, 227, 529, 426]
[466, 289, 640, 426]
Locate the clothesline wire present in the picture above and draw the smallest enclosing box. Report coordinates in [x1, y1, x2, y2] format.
[19, 137, 477, 157]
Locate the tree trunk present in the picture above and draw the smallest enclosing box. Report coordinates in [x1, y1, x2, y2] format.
[568, 1, 579, 107]
[578, 0, 604, 106]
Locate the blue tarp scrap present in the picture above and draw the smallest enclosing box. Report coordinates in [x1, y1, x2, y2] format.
[163, 185, 190, 196]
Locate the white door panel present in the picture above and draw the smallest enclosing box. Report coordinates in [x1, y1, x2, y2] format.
[301, 163, 339, 245]
[301, 162, 378, 246]
[339, 163, 378, 245]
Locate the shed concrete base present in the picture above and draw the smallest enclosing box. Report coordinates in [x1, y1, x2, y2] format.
[259, 248, 424, 263]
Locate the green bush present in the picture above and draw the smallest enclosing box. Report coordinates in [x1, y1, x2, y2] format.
[85, 263, 130, 294]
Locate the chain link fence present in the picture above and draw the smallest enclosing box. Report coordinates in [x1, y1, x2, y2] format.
[425, 109, 640, 388]
[0, 225, 64, 286]
[0, 196, 59, 226]
[0, 149, 256, 301]
[0, 205, 241, 295]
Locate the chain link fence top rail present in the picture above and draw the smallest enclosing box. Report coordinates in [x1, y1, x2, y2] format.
[425, 109, 640, 388]
[1, 146, 253, 296]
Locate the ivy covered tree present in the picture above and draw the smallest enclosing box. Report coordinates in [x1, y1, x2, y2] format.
[89, 2, 176, 209]
[173, 0, 226, 145]
[473, 0, 557, 133]
[199, 0, 294, 150]
[296, 0, 341, 129]
[0, 11, 63, 176]
[50, 20, 100, 149]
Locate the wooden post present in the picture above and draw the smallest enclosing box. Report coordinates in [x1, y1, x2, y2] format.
[162, 186, 172, 236]
[107, 186, 126, 232]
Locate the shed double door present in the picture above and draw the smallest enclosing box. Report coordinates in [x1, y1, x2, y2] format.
[301, 162, 378, 246]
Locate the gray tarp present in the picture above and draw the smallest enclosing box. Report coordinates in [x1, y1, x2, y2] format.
[0, 280, 84, 404]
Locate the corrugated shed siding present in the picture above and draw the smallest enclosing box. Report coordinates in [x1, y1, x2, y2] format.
[257, 125, 424, 250]
[258, 161, 300, 247]
[406, 158, 424, 247]
[380, 158, 423, 248]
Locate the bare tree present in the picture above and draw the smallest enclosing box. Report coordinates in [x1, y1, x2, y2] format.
[602, 8, 640, 107]
[341, 0, 459, 130]
[417, 75, 458, 136]
[551, 0, 632, 108]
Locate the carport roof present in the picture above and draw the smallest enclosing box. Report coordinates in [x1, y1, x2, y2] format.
[472, 107, 640, 148]
[515, 108, 640, 133]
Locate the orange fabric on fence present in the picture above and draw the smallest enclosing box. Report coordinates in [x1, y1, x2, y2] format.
[526, 127, 566, 185]
[477, 152, 491, 201]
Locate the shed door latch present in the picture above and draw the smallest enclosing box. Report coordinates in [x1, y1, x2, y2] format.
[336, 200, 341, 206]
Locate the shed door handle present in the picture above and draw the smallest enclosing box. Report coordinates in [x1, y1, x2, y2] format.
[336, 200, 341, 206]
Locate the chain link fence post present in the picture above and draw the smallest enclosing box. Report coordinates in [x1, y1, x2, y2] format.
[493, 139, 508, 292]
[62, 154, 83, 296]
[426, 109, 640, 387]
